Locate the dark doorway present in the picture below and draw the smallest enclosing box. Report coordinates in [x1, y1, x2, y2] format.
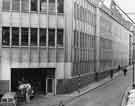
[47, 78, 53, 93]
[11, 68, 55, 95]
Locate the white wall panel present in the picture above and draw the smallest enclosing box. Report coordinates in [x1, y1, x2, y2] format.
[57, 16, 64, 28]
[11, 13, 20, 26]
[30, 14, 38, 27]
[2, 13, 10, 26]
[21, 13, 29, 27]
[40, 14, 47, 28]
[49, 15, 56, 28]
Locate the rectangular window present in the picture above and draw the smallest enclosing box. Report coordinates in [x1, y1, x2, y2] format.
[2, 27, 10, 46]
[40, 0, 47, 12]
[2, 0, 10, 11]
[48, 0, 55, 13]
[48, 29, 55, 47]
[12, 27, 19, 46]
[31, 0, 38, 11]
[57, 0, 64, 13]
[30, 28, 37, 46]
[21, 0, 29, 12]
[57, 29, 63, 47]
[12, 0, 20, 11]
[21, 28, 28, 46]
[40, 28, 46, 46]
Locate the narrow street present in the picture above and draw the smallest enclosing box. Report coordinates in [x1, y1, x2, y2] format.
[68, 70, 132, 106]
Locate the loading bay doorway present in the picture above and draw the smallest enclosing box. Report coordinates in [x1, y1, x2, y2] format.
[11, 68, 55, 95]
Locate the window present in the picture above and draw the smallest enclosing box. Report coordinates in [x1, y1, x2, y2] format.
[48, 29, 55, 47]
[2, 0, 10, 11]
[40, 28, 46, 46]
[40, 0, 47, 12]
[57, 29, 63, 47]
[21, 0, 29, 12]
[12, 0, 20, 11]
[48, 0, 55, 13]
[31, 0, 38, 11]
[12, 27, 19, 46]
[30, 28, 37, 46]
[21, 28, 28, 46]
[2, 27, 10, 46]
[57, 0, 64, 13]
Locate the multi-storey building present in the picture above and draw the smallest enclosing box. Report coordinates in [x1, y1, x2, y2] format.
[0, 0, 132, 96]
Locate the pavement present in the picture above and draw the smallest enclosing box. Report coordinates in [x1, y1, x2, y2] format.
[21, 66, 132, 106]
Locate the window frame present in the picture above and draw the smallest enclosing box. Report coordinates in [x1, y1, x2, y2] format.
[2, 27, 10, 46]
[12, 27, 19, 46]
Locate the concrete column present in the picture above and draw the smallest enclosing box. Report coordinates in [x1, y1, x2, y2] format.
[95, 7, 100, 73]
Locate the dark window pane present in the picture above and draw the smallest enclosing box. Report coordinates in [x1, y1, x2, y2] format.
[12, 0, 20, 11]
[48, 29, 55, 47]
[12, 27, 19, 46]
[2, 27, 10, 45]
[31, 0, 38, 11]
[2, 0, 10, 11]
[31, 28, 37, 46]
[57, 0, 64, 13]
[21, 28, 28, 46]
[21, 0, 29, 12]
[48, 0, 55, 13]
[40, 28, 46, 46]
[57, 29, 63, 47]
[40, 0, 47, 12]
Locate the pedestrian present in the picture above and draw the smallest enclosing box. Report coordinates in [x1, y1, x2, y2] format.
[123, 68, 127, 76]
[25, 83, 31, 103]
[118, 65, 121, 70]
[95, 72, 98, 81]
[110, 70, 113, 79]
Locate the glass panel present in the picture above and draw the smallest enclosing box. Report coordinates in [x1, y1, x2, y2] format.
[8, 98, 13, 102]
[57, 0, 64, 13]
[2, 99, 7, 102]
[21, 0, 29, 12]
[48, 0, 55, 13]
[40, 0, 47, 12]
[12, 0, 20, 11]
[57, 29, 63, 47]
[31, 0, 38, 11]
[2, 27, 10, 46]
[2, 0, 10, 11]
[31, 28, 37, 46]
[40, 28, 46, 46]
[48, 29, 55, 47]
[21, 28, 28, 46]
[12, 27, 19, 46]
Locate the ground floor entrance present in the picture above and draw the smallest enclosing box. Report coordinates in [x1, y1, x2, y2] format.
[11, 68, 55, 95]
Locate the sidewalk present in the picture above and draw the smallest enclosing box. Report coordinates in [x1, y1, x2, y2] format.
[22, 66, 131, 106]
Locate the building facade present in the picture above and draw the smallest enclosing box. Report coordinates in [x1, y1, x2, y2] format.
[0, 0, 132, 95]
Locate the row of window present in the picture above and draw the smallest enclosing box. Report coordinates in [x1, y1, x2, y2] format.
[72, 62, 94, 76]
[74, 3, 96, 26]
[2, 27, 64, 47]
[100, 37, 112, 49]
[74, 48, 94, 63]
[74, 31, 95, 49]
[3, 0, 64, 13]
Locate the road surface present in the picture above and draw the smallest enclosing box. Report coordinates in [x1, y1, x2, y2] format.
[68, 70, 132, 106]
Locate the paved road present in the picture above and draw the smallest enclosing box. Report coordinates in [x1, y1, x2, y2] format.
[68, 70, 132, 106]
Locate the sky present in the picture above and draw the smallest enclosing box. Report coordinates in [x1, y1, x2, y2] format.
[104, 0, 135, 21]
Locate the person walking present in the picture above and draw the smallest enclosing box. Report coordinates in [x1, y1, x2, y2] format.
[110, 70, 113, 79]
[123, 68, 127, 76]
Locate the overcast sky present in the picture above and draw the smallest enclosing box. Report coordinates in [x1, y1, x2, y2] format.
[104, 0, 135, 21]
[116, 0, 135, 21]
